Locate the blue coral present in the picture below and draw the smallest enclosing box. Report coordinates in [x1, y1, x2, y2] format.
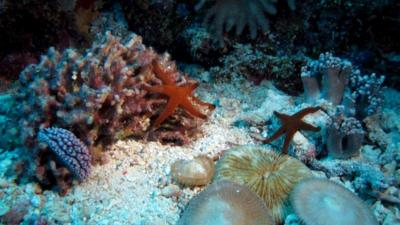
[37, 127, 91, 181]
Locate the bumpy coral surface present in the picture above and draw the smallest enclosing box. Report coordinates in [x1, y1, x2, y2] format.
[37, 127, 91, 181]
[2, 32, 213, 158]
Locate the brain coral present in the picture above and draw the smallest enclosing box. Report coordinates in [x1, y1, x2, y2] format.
[177, 180, 274, 225]
[197, 0, 296, 44]
[2, 32, 212, 158]
[214, 145, 312, 223]
[291, 178, 378, 225]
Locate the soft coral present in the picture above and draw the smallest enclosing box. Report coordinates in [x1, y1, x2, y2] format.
[196, 0, 296, 44]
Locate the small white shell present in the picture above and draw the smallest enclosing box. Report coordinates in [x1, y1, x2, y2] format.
[171, 155, 214, 187]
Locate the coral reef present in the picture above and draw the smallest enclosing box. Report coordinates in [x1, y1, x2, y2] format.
[1, 31, 213, 157]
[214, 145, 312, 223]
[196, 0, 296, 44]
[177, 180, 274, 225]
[291, 178, 378, 225]
[301, 52, 385, 159]
[37, 128, 91, 181]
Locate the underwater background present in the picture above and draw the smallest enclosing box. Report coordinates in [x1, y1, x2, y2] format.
[0, 0, 399, 224]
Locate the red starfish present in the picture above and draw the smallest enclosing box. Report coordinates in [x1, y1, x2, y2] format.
[262, 106, 322, 154]
[144, 61, 215, 128]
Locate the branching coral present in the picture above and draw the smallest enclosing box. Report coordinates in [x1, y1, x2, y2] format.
[196, 0, 296, 44]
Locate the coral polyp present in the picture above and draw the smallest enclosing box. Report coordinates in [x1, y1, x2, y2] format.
[214, 145, 312, 223]
[171, 155, 215, 187]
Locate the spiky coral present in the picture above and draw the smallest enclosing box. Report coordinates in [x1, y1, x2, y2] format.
[214, 145, 312, 223]
[196, 0, 296, 44]
[2, 32, 213, 158]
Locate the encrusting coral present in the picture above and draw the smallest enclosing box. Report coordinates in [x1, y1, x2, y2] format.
[196, 0, 296, 44]
[214, 145, 312, 223]
[261, 106, 322, 154]
[290, 178, 378, 225]
[177, 180, 275, 225]
[1, 31, 214, 157]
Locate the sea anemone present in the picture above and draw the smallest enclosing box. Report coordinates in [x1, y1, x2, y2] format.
[176, 180, 274, 225]
[196, 0, 296, 44]
[290, 178, 378, 225]
[214, 145, 312, 223]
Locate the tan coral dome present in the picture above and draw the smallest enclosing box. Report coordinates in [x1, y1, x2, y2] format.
[291, 178, 378, 225]
[176, 180, 275, 225]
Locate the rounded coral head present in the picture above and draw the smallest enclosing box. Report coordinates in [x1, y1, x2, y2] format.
[291, 178, 378, 225]
[214, 145, 312, 223]
[177, 180, 274, 225]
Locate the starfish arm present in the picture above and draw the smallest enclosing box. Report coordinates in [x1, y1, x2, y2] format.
[263, 126, 286, 144]
[299, 122, 321, 132]
[191, 96, 216, 110]
[181, 98, 208, 119]
[153, 62, 175, 85]
[274, 111, 291, 121]
[281, 129, 297, 154]
[293, 106, 322, 119]
[152, 99, 180, 127]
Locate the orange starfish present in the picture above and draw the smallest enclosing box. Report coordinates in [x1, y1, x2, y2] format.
[262, 106, 322, 154]
[144, 61, 215, 128]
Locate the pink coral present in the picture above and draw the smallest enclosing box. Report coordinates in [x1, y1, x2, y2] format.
[196, 0, 295, 44]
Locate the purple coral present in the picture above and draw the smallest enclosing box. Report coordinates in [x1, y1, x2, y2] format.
[327, 115, 364, 159]
[301, 52, 385, 118]
[301, 52, 352, 105]
[38, 127, 91, 181]
[349, 71, 385, 117]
